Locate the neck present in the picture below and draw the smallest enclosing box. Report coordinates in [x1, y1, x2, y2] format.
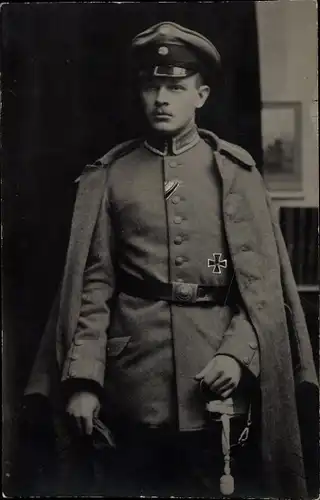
[145, 120, 200, 156]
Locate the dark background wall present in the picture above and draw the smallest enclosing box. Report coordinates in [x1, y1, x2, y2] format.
[1, 2, 262, 490]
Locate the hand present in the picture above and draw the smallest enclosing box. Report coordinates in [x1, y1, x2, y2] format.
[195, 355, 242, 399]
[66, 391, 100, 435]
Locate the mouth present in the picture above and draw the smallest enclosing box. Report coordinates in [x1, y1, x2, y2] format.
[153, 111, 173, 118]
[152, 113, 173, 121]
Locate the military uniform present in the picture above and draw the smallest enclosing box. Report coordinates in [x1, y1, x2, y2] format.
[55, 22, 261, 495]
[55, 23, 263, 493]
[24, 21, 318, 498]
[61, 122, 260, 433]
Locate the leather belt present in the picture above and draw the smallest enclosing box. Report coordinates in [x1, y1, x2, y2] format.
[117, 270, 237, 305]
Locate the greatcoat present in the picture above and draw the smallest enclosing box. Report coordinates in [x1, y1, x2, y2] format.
[25, 129, 318, 497]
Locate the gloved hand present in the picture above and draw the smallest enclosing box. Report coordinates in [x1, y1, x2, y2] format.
[66, 391, 100, 435]
[195, 355, 242, 399]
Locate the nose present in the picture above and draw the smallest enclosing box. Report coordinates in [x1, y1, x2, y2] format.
[155, 86, 169, 105]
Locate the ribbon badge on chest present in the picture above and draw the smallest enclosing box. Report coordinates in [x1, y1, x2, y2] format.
[164, 179, 180, 200]
[208, 253, 228, 274]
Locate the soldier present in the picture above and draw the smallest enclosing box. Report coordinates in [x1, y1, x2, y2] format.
[24, 22, 317, 498]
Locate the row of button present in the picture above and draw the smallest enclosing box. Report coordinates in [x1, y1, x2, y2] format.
[172, 206, 185, 267]
[166, 166, 185, 273]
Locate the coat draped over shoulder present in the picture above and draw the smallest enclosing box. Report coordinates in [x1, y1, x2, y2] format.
[25, 130, 318, 497]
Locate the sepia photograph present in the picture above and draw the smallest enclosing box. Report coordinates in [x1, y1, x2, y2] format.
[1, 2, 318, 498]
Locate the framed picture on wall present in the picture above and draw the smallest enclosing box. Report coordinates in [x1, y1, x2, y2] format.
[261, 101, 303, 198]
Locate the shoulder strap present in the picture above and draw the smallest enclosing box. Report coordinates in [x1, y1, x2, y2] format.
[94, 138, 142, 167]
[199, 128, 255, 171]
[219, 139, 255, 171]
[75, 138, 143, 183]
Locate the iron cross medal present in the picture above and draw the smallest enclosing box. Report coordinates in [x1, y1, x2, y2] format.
[208, 253, 228, 274]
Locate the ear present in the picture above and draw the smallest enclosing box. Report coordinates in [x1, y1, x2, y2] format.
[196, 85, 210, 109]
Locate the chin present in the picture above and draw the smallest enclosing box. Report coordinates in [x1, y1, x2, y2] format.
[150, 121, 179, 135]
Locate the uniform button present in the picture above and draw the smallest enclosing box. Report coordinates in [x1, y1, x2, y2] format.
[241, 245, 250, 252]
[169, 160, 178, 168]
[225, 205, 234, 217]
[249, 342, 258, 349]
[172, 195, 180, 204]
[174, 216, 182, 224]
[243, 357, 250, 365]
[256, 301, 266, 310]
[74, 339, 84, 346]
[174, 235, 183, 245]
[175, 256, 184, 266]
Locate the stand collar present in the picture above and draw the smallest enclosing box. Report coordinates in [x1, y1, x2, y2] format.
[144, 122, 200, 156]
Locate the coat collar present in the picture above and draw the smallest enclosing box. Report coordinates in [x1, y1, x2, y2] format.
[89, 127, 254, 200]
[198, 128, 237, 198]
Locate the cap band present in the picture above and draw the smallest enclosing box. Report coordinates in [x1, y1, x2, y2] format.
[154, 66, 189, 77]
[138, 65, 198, 80]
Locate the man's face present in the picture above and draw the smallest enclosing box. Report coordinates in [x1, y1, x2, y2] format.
[140, 73, 210, 135]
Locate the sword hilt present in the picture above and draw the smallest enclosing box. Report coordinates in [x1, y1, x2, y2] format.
[205, 397, 251, 496]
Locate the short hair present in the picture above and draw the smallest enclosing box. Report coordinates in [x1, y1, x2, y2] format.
[195, 72, 205, 88]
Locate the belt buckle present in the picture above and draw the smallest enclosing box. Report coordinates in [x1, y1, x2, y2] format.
[172, 282, 198, 303]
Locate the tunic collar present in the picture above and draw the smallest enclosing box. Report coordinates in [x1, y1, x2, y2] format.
[144, 122, 200, 156]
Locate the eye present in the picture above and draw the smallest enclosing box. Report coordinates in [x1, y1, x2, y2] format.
[170, 84, 184, 92]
